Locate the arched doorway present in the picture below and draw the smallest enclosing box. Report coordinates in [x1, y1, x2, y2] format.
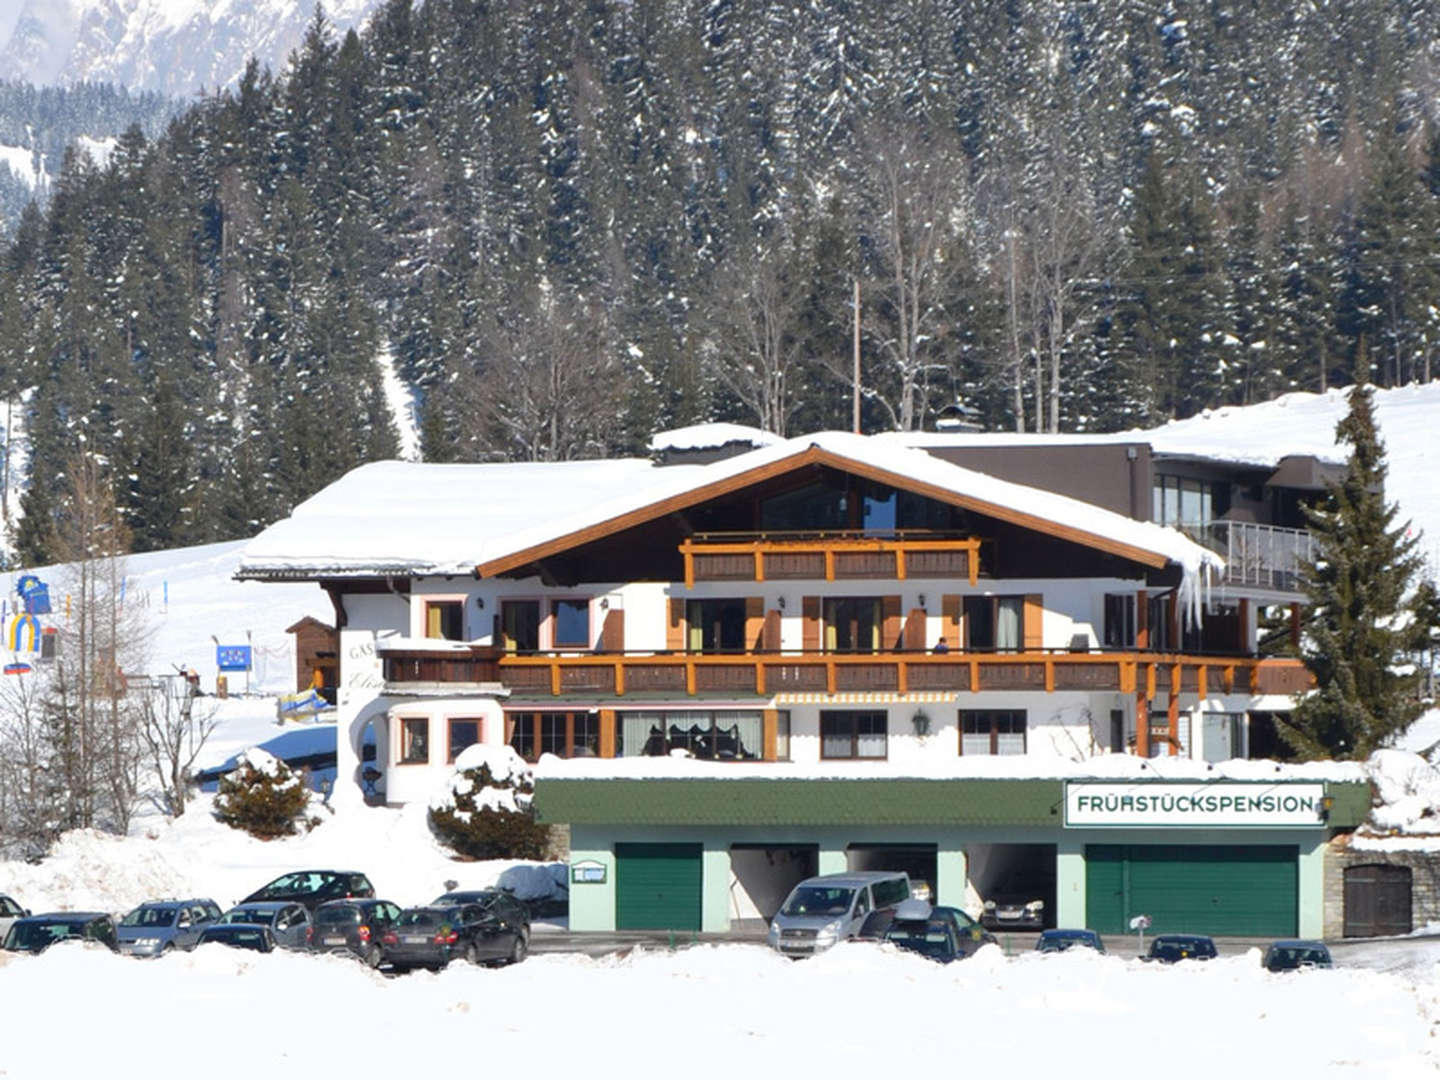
[1343, 863, 1412, 937]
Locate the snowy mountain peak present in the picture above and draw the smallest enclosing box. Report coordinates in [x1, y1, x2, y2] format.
[0, 0, 384, 99]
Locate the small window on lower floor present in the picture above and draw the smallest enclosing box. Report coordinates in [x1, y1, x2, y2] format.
[959, 710, 1026, 756]
[820, 711, 887, 759]
[448, 718, 482, 762]
[399, 717, 429, 764]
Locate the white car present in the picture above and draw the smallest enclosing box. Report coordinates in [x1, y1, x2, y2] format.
[0, 894, 30, 943]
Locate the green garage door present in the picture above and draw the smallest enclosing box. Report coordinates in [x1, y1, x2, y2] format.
[1086, 844, 1297, 936]
[616, 843, 702, 930]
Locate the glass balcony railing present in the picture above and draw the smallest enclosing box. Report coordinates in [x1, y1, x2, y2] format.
[1202, 521, 1314, 593]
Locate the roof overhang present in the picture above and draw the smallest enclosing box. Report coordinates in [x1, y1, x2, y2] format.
[476, 444, 1174, 578]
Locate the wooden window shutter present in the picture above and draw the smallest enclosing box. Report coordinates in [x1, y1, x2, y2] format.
[902, 608, 927, 651]
[1023, 594, 1044, 650]
[745, 596, 765, 649]
[762, 608, 782, 651]
[942, 595, 961, 649]
[802, 596, 821, 652]
[666, 597, 686, 652]
[601, 608, 625, 651]
[881, 595, 903, 650]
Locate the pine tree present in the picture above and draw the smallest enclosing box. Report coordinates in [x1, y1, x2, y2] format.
[1282, 382, 1435, 760]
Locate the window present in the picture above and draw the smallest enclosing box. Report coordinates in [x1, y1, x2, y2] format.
[1152, 475, 1225, 531]
[1104, 594, 1136, 648]
[425, 600, 464, 641]
[619, 710, 762, 759]
[399, 718, 429, 763]
[686, 598, 747, 652]
[501, 600, 540, 652]
[551, 599, 590, 648]
[959, 710, 1026, 755]
[447, 718, 482, 762]
[964, 596, 1023, 651]
[824, 597, 880, 652]
[508, 712, 600, 761]
[820, 710, 887, 759]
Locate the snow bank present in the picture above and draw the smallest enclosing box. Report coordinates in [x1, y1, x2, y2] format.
[648, 422, 781, 453]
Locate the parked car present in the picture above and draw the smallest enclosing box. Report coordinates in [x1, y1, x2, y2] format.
[1145, 934, 1218, 963]
[767, 871, 912, 957]
[981, 877, 1047, 930]
[116, 899, 222, 957]
[0, 894, 29, 941]
[3, 912, 119, 954]
[879, 899, 995, 963]
[379, 902, 528, 972]
[1263, 939, 1332, 972]
[430, 889, 531, 952]
[1036, 928, 1106, 953]
[241, 870, 375, 912]
[196, 924, 276, 953]
[311, 898, 403, 967]
[215, 901, 313, 949]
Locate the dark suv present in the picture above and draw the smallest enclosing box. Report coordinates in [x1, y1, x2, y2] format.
[3, 912, 119, 954]
[241, 870, 375, 912]
[311, 898, 403, 967]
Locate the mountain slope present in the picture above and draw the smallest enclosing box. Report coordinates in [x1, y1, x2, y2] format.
[0, 0, 383, 99]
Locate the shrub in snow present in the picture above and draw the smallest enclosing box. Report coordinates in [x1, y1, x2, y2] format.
[429, 745, 551, 860]
[213, 748, 315, 839]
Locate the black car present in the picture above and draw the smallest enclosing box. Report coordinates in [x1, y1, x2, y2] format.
[1262, 939, 1332, 972]
[196, 924, 277, 953]
[311, 898, 403, 967]
[3, 912, 119, 954]
[214, 902, 313, 950]
[431, 888, 533, 942]
[241, 870, 375, 912]
[1146, 934, 1218, 963]
[877, 900, 995, 963]
[380, 902, 528, 973]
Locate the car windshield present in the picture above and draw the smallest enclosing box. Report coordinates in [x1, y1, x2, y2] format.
[780, 886, 855, 918]
[6, 921, 80, 950]
[0, 898, 22, 916]
[885, 924, 952, 958]
[251, 872, 332, 898]
[121, 906, 177, 928]
[220, 908, 274, 926]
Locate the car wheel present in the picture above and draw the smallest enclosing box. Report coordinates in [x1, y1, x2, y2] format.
[464, 942, 481, 966]
[508, 932, 528, 965]
[365, 945, 383, 969]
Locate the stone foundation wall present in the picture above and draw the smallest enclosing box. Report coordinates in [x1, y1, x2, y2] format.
[1323, 840, 1440, 938]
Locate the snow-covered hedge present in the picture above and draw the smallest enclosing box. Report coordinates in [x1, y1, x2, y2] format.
[213, 748, 316, 839]
[428, 745, 551, 860]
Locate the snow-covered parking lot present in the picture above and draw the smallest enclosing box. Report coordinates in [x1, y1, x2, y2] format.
[1, 935, 1437, 1079]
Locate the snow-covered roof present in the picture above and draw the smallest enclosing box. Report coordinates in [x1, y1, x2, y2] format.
[238, 458, 690, 578]
[648, 422, 781, 453]
[238, 433, 1222, 600]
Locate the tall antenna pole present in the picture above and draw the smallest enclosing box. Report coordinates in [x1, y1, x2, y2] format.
[852, 277, 861, 434]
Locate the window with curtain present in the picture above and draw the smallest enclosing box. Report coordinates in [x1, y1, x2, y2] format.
[820, 711, 887, 759]
[399, 718, 429, 763]
[959, 710, 1026, 755]
[824, 597, 880, 652]
[686, 598, 747, 652]
[619, 710, 761, 759]
[425, 600, 464, 640]
[964, 596, 1024, 651]
[501, 600, 539, 652]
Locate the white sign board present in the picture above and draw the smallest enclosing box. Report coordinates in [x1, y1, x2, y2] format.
[1064, 782, 1327, 829]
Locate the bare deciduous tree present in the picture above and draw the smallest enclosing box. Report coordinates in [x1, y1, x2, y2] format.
[140, 678, 217, 817]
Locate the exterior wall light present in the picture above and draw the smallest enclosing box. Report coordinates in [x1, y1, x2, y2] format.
[911, 710, 931, 737]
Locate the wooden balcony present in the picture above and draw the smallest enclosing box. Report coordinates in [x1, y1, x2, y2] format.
[679, 531, 981, 588]
[496, 650, 1311, 699]
[382, 647, 502, 685]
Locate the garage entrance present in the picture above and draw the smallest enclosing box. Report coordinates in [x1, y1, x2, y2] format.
[1086, 844, 1297, 936]
[1343, 864, 1412, 937]
[615, 843, 702, 930]
[846, 844, 938, 901]
[967, 843, 1056, 929]
[729, 844, 818, 923]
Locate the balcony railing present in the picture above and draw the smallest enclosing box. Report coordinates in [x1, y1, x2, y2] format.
[494, 649, 1310, 699]
[1202, 521, 1313, 593]
[680, 531, 981, 587]
[382, 647, 501, 685]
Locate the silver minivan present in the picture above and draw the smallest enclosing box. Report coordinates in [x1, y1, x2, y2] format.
[767, 871, 912, 956]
